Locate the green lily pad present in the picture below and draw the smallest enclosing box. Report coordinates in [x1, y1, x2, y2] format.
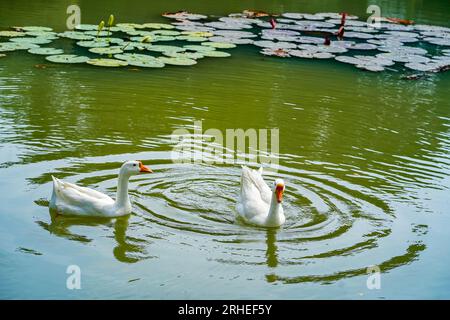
[76, 40, 109, 48]
[201, 50, 231, 58]
[84, 30, 110, 37]
[184, 44, 216, 52]
[75, 24, 99, 31]
[201, 41, 236, 49]
[142, 23, 175, 29]
[151, 30, 181, 36]
[0, 53, 6, 58]
[116, 23, 141, 29]
[0, 31, 26, 37]
[146, 45, 185, 53]
[181, 31, 214, 37]
[176, 36, 208, 42]
[89, 46, 123, 55]
[28, 47, 64, 55]
[0, 42, 39, 52]
[114, 53, 165, 68]
[59, 31, 94, 40]
[86, 58, 129, 67]
[164, 51, 205, 59]
[21, 26, 53, 32]
[45, 54, 89, 64]
[157, 56, 197, 66]
[10, 37, 53, 44]
[25, 31, 58, 38]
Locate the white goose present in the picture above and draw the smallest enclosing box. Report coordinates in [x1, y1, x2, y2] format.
[49, 160, 152, 217]
[236, 166, 286, 227]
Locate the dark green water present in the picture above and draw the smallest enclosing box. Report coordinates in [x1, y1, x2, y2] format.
[0, 0, 449, 299]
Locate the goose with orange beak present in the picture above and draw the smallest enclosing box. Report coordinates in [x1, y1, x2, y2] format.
[50, 160, 153, 217]
[236, 166, 286, 227]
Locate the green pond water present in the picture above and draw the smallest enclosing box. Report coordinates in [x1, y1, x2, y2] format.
[1, 0, 450, 299]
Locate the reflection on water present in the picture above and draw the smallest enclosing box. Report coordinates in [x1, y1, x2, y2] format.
[0, 0, 450, 299]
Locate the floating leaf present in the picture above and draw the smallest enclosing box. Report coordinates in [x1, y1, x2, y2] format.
[164, 51, 204, 59]
[21, 26, 53, 32]
[176, 36, 208, 42]
[142, 23, 174, 29]
[89, 46, 124, 55]
[147, 45, 185, 53]
[114, 53, 165, 67]
[86, 58, 128, 67]
[0, 42, 39, 51]
[181, 31, 213, 37]
[183, 45, 216, 52]
[208, 36, 254, 45]
[201, 41, 236, 49]
[201, 50, 231, 57]
[28, 47, 64, 55]
[253, 40, 297, 49]
[157, 56, 197, 66]
[10, 37, 52, 44]
[85, 30, 109, 37]
[162, 11, 207, 20]
[261, 48, 291, 57]
[0, 53, 6, 58]
[75, 24, 99, 31]
[45, 54, 89, 64]
[313, 52, 335, 59]
[59, 31, 94, 40]
[0, 31, 26, 37]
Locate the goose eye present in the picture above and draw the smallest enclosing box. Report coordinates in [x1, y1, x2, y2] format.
[133, 164, 137, 167]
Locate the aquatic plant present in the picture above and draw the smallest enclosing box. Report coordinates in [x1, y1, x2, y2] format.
[0, 10, 448, 75]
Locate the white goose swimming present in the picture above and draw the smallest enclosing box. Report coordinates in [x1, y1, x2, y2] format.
[236, 166, 286, 227]
[49, 160, 152, 217]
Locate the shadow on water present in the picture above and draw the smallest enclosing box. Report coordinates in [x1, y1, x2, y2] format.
[35, 205, 150, 263]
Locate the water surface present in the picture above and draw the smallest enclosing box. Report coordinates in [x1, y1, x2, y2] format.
[0, 0, 449, 299]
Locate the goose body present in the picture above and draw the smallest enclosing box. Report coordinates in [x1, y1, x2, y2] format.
[49, 160, 152, 217]
[236, 166, 286, 227]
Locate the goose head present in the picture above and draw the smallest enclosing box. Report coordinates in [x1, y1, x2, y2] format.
[120, 160, 153, 176]
[272, 179, 285, 203]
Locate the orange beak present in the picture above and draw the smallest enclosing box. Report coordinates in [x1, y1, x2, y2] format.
[275, 184, 284, 203]
[138, 161, 153, 173]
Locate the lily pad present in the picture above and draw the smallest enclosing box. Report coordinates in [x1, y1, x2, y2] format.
[313, 52, 335, 59]
[404, 62, 436, 72]
[21, 26, 53, 32]
[253, 40, 297, 49]
[176, 36, 208, 42]
[59, 31, 94, 40]
[288, 49, 315, 58]
[10, 37, 52, 45]
[181, 31, 213, 37]
[157, 56, 197, 66]
[201, 50, 231, 58]
[201, 41, 236, 49]
[0, 31, 26, 37]
[205, 22, 251, 30]
[261, 48, 291, 57]
[86, 58, 129, 67]
[0, 42, 39, 51]
[142, 23, 175, 29]
[45, 54, 89, 64]
[162, 11, 207, 20]
[89, 46, 124, 55]
[147, 45, 185, 53]
[84, 30, 110, 37]
[114, 53, 165, 68]
[75, 24, 99, 31]
[348, 43, 378, 50]
[184, 45, 216, 52]
[282, 13, 305, 20]
[214, 30, 257, 38]
[164, 51, 204, 59]
[208, 36, 254, 45]
[28, 47, 64, 55]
